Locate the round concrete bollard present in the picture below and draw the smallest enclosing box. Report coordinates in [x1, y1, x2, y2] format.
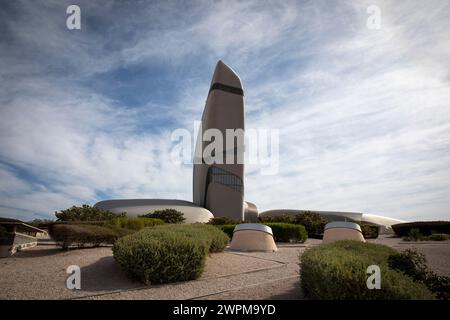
[229, 223, 277, 252]
[323, 221, 365, 244]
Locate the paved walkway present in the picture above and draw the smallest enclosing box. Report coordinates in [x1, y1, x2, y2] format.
[0, 237, 448, 299]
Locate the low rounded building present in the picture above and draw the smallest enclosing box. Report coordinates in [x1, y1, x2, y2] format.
[244, 201, 259, 222]
[323, 221, 365, 243]
[259, 209, 405, 234]
[94, 199, 213, 224]
[229, 223, 277, 252]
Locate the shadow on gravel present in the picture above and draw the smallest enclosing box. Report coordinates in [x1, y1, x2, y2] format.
[13, 247, 62, 258]
[267, 284, 303, 300]
[80, 256, 143, 292]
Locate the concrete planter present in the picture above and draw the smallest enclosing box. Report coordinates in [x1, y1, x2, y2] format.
[229, 223, 277, 252]
[323, 221, 365, 244]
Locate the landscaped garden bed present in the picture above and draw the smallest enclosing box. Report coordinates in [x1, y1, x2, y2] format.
[113, 224, 230, 284]
[300, 240, 437, 299]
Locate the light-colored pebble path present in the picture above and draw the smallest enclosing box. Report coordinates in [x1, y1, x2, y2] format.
[0, 236, 448, 299]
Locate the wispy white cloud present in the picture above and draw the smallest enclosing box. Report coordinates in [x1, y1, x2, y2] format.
[0, 0, 449, 221]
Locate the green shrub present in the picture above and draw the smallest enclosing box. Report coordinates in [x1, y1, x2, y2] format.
[388, 249, 450, 300]
[258, 212, 326, 238]
[392, 221, 450, 237]
[408, 228, 423, 241]
[49, 224, 119, 249]
[107, 217, 164, 231]
[208, 216, 242, 225]
[190, 224, 230, 252]
[427, 233, 449, 241]
[0, 225, 14, 245]
[140, 209, 185, 224]
[360, 224, 379, 239]
[216, 224, 235, 238]
[425, 274, 450, 300]
[113, 224, 229, 284]
[107, 225, 136, 238]
[26, 219, 54, 228]
[300, 241, 435, 300]
[55, 204, 126, 222]
[293, 211, 328, 237]
[258, 215, 293, 224]
[265, 223, 307, 243]
[0, 225, 6, 238]
[388, 249, 428, 282]
[214, 223, 307, 243]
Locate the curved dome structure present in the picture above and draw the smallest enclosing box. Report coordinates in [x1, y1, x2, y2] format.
[323, 221, 365, 243]
[229, 223, 277, 252]
[259, 209, 406, 234]
[94, 199, 213, 224]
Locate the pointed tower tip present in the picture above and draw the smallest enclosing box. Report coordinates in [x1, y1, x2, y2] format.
[211, 60, 242, 89]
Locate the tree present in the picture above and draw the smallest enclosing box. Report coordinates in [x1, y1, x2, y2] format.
[140, 209, 185, 224]
[55, 205, 126, 222]
[293, 211, 328, 236]
[26, 219, 54, 227]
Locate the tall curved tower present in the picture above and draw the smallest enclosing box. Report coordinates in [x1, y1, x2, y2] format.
[193, 61, 245, 221]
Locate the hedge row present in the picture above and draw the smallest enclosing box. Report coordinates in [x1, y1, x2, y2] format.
[258, 213, 380, 239]
[48, 224, 119, 249]
[48, 218, 165, 249]
[216, 223, 307, 243]
[259, 212, 327, 238]
[113, 224, 229, 284]
[392, 221, 450, 237]
[300, 241, 435, 300]
[402, 229, 450, 242]
[427, 233, 449, 241]
[106, 217, 164, 230]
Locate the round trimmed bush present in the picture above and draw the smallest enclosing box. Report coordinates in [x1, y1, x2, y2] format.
[113, 230, 208, 284]
[300, 240, 435, 300]
[113, 224, 229, 284]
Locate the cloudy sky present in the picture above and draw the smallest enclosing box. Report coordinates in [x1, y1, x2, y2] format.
[0, 0, 449, 221]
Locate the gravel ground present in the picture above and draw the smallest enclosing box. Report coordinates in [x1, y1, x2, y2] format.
[0, 236, 448, 300]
